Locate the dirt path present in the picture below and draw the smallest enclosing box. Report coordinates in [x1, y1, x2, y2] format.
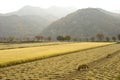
[0, 44, 120, 80]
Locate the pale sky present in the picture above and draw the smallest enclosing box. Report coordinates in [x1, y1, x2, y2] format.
[0, 0, 120, 13]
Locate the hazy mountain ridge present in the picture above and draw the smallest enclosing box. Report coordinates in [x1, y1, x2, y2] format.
[0, 6, 76, 37]
[0, 15, 44, 37]
[42, 8, 120, 39]
[2, 6, 77, 19]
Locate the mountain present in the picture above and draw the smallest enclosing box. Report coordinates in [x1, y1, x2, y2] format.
[4, 6, 77, 19]
[0, 6, 77, 38]
[4, 6, 57, 22]
[42, 8, 120, 40]
[0, 6, 56, 38]
[0, 15, 55, 37]
[0, 15, 50, 37]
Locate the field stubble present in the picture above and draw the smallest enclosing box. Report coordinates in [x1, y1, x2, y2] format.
[0, 43, 120, 80]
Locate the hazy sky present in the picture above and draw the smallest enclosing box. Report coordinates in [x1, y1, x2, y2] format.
[0, 0, 120, 13]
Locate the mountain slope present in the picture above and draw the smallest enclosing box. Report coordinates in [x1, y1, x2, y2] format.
[0, 6, 58, 37]
[42, 8, 120, 39]
[4, 6, 57, 22]
[4, 6, 77, 19]
[0, 15, 46, 37]
[0, 15, 58, 37]
[0, 6, 77, 38]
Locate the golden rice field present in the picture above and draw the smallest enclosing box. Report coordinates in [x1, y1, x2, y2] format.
[0, 42, 114, 67]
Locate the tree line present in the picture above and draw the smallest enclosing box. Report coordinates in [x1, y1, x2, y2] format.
[56, 34, 120, 42]
[0, 36, 51, 43]
[0, 33, 120, 43]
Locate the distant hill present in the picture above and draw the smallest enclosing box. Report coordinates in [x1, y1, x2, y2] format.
[3, 6, 77, 19]
[0, 15, 46, 37]
[0, 14, 56, 37]
[42, 8, 120, 40]
[0, 6, 76, 38]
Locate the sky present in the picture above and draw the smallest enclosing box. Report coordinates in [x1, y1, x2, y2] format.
[0, 0, 120, 13]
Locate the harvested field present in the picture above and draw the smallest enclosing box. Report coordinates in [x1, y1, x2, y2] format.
[0, 42, 112, 67]
[0, 42, 67, 50]
[0, 43, 120, 80]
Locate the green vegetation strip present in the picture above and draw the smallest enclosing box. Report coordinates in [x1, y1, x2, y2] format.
[0, 42, 115, 68]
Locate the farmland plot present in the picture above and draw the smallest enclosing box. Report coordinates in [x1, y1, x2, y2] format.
[0, 42, 113, 67]
[0, 43, 120, 80]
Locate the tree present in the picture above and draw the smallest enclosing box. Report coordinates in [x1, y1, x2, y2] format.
[35, 36, 44, 41]
[57, 36, 64, 41]
[86, 38, 89, 42]
[117, 34, 120, 41]
[8, 37, 14, 42]
[47, 36, 51, 41]
[96, 34, 104, 41]
[0, 37, 3, 42]
[79, 38, 82, 42]
[35, 36, 41, 41]
[40, 36, 44, 41]
[73, 38, 77, 42]
[64, 36, 71, 41]
[25, 37, 30, 42]
[112, 36, 116, 42]
[3, 37, 7, 42]
[106, 37, 110, 42]
[90, 37, 95, 42]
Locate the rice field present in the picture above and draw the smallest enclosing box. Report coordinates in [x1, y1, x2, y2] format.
[0, 43, 120, 80]
[0, 42, 114, 67]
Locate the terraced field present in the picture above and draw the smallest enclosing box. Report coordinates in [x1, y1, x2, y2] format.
[0, 43, 120, 80]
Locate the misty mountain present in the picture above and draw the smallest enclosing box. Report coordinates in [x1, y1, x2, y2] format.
[0, 6, 77, 38]
[42, 8, 120, 40]
[4, 6, 58, 22]
[4, 6, 57, 22]
[0, 15, 51, 37]
[4, 6, 77, 19]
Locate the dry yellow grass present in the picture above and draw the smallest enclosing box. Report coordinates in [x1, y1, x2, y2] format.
[0, 42, 114, 67]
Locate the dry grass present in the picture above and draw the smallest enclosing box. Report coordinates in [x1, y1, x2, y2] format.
[0, 42, 114, 67]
